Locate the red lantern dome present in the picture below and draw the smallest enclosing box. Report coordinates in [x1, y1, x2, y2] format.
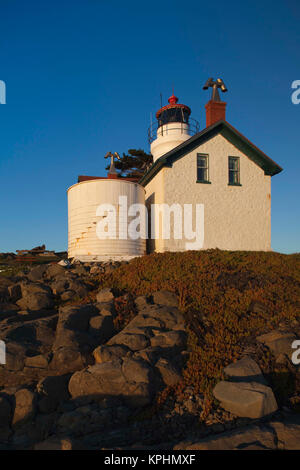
[168, 93, 178, 105]
[155, 93, 191, 126]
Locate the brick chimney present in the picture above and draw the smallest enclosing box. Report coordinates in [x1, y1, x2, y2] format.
[205, 99, 226, 127]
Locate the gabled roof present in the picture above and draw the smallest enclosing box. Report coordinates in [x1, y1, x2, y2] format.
[139, 120, 283, 187]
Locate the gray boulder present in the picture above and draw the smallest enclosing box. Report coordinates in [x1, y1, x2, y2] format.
[224, 356, 267, 385]
[12, 388, 37, 429]
[4, 320, 55, 350]
[108, 331, 150, 351]
[89, 313, 115, 342]
[134, 347, 160, 365]
[25, 354, 50, 369]
[52, 328, 95, 354]
[52, 305, 99, 368]
[257, 330, 296, 359]
[27, 265, 48, 282]
[68, 358, 153, 408]
[57, 304, 98, 333]
[45, 264, 67, 279]
[93, 344, 130, 364]
[150, 330, 186, 350]
[213, 380, 278, 418]
[7, 284, 22, 303]
[56, 404, 115, 437]
[140, 305, 185, 330]
[124, 313, 163, 330]
[17, 292, 54, 311]
[122, 357, 152, 384]
[4, 342, 27, 371]
[17, 282, 54, 311]
[50, 347, 89, 373]
[37, 374, 70, 413]
[0, 395, 12, 428]
[96, 288, 114, 303]
[72, 264, 87, 276]
[51, 279, 69, 295]
[67, 280, 89, 298]
[0, 278, 11, 302]
[155, 358, 182, 386]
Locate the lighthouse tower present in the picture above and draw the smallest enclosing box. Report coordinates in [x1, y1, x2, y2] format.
[148, 93, 199, 162]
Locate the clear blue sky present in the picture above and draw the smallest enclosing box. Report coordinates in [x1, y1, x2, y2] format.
[0, 0, 299, 254]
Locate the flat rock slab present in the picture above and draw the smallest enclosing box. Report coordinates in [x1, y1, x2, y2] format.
[213, 380, 278, 418]
[174, 425, 276, 450]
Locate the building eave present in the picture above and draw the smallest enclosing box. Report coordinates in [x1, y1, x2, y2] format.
[139, 120, 283, 187]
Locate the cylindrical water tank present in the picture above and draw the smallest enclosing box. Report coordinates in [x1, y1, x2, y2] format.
[67, 179, 146, 262]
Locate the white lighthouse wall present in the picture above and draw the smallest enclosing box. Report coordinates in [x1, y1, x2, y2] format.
[146, 133, 271, 252]
[150, 122, 190, 161]
[68, 179, 146, 262]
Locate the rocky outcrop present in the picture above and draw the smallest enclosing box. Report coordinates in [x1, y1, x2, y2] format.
[0, 260, 299, 450]
[17, 282, 54, 311]
[174, 415, 300, 451]
[269, 417, 300, 450]
[68, 291, 187, 407]
[174, 424, 276, 450]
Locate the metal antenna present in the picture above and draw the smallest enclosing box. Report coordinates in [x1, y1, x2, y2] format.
[104, 151, 120, 174]
[203, 77, 228, 102]
[160, 93, 163, 108]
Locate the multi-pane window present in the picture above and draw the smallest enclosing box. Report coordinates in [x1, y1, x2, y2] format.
[197, 154, 209, 182]
[228, 156, 240, 185]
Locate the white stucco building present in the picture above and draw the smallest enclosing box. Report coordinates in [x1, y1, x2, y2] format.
[68, 83, 282, 261]
[140, 90, 282, 252]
